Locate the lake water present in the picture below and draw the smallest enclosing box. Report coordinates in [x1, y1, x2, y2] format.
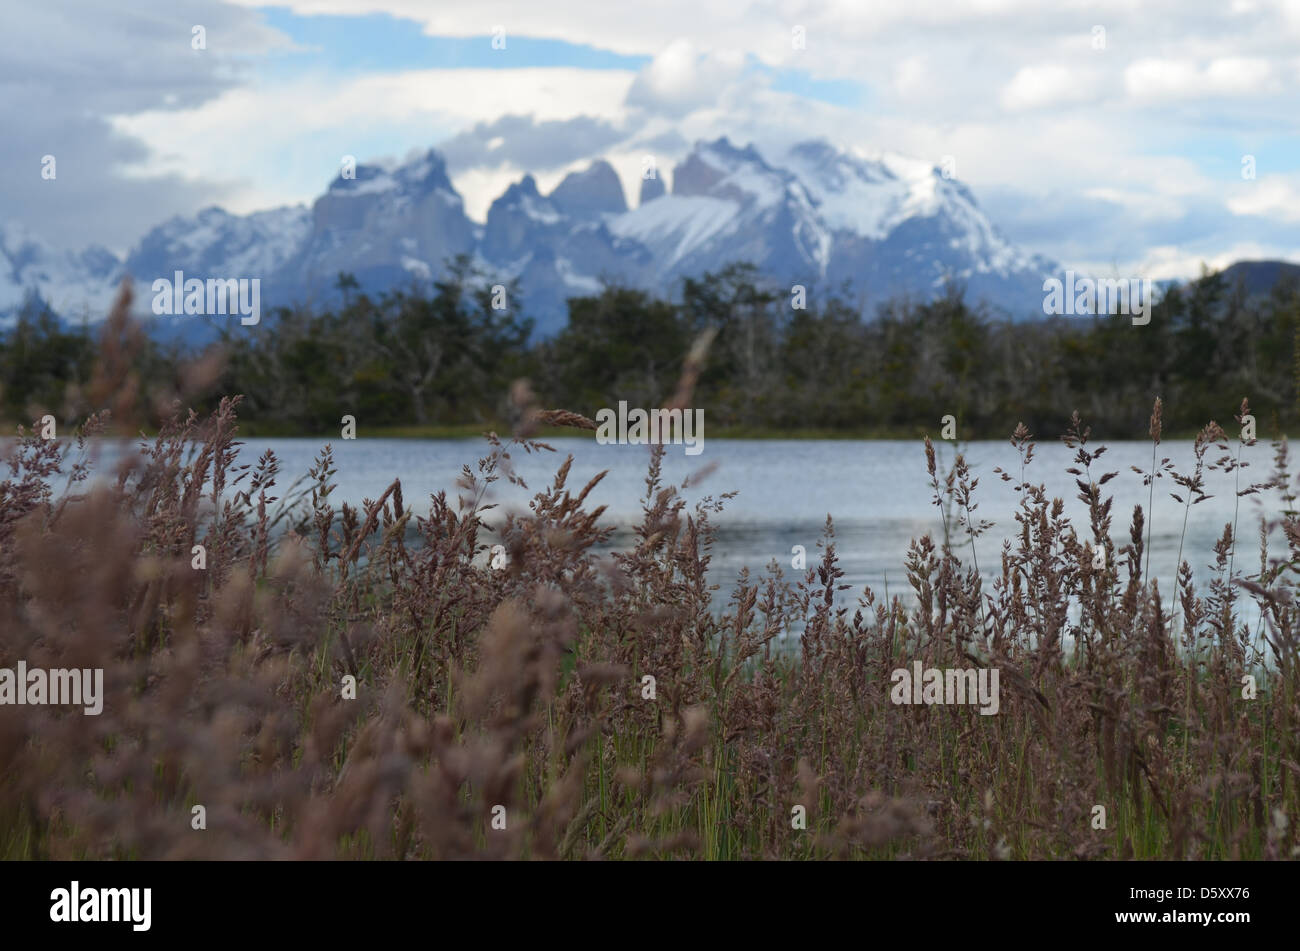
[47, 434, 1288, 620]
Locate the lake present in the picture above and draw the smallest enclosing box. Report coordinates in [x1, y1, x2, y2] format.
[49, 434, 1286, 620]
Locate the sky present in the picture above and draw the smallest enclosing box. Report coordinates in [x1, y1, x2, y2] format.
[4, 0, 1300, 280]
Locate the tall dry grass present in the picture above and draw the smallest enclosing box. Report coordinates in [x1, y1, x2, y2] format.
[1, 286, 1296, 860]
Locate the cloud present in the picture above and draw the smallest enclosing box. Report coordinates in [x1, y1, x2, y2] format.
[437, 115, 627, 173]
[0, 1, 286, 114]
[6, 0, 1300, 285]
[1226, 176, 1300, 222]
[629, 128, 690, 154]
[894, 55, 940, 102]
[1136, 242, 1300, 281]
[625, 40, 747, 117]
[0, 0, 287, 251]
[110, 67, 636, 216]
[1082, 187, 1191, 222]
[1000, 65, 1108, 111]
[1124, 57, 1280, 101]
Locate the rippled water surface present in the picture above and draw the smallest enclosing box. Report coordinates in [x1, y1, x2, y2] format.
[55, 435, 1284, 621]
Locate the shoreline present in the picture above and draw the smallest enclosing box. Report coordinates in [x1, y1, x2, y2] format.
[1, 421, 1253, 442]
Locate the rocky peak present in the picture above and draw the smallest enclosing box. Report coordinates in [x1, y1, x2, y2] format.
[548, 160, 627, 218]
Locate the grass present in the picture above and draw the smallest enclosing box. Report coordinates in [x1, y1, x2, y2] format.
[0, 289, 1297, 860]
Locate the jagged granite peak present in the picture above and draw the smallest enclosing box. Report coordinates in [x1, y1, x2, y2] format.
[639, 174, 666, 205]
[496, 173, 544, 204]
[290, 147, 475, 300]
[614, 137, 826, 276]
[6, 137, 1066, 339]
[671, 137, 777, 199]
[481, 174, 567, 264]
[548, 160, 627, 219]
[325, 148, 456, 198]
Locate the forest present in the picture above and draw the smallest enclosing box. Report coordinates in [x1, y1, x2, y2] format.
[2, 257, 1296, 440]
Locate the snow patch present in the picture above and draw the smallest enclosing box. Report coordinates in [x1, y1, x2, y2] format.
[611, 195, 740, 267]
[555, 257, 602, 293]
[520, 194, 562, 225]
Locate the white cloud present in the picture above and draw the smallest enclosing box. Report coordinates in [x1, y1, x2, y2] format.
[625, 40, 747, 117]
[224, 0, 1056, 59]
[110, 68, 636, 214]
[0, 0, 285, 250]
[1083, 187, 1191, 221]
[1227, 177, 1300, 222]
[9, 0, 1300, 282]
[1132, 242, 1300, 281]
[1125, 56, 1279, 101]
[1000, 64, 1105, 111]
[893, 55, 944, 103]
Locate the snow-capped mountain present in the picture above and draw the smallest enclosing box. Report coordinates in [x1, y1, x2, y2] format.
[612, 140, 830, 281]
[282, 152, 476, 302]
[0, 222, 123, 325]
[2, 137, 1060, 338]
[478, 167, 651, 320]
[125, 205, 311, 287]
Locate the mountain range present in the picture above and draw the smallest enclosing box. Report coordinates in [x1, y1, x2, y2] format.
[5, 137, 1090, 340]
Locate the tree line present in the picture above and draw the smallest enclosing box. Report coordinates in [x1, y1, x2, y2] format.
[3, 256, 1298, 439]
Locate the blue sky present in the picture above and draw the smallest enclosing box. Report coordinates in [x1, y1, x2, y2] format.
[258, 7, 652, 73]
[4, 0, 1300, 280]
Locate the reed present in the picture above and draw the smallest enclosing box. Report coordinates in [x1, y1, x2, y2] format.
[0, 297, 1296, 860]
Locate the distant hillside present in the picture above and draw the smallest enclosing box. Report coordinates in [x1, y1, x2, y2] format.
[1217, 260, 1300, 297]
